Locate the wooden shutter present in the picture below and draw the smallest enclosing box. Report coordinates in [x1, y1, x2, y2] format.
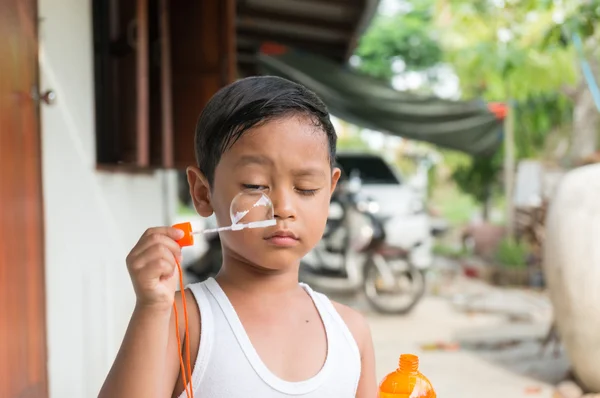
[167, 0, 237, 168]
[93, 0, 236, 170]
[93, 0, 150, 168]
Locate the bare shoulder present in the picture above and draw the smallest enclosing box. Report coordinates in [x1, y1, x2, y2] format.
[331, 300, 377, 397]
[331, 300, 372, 350]
[173, 288, 201, 333]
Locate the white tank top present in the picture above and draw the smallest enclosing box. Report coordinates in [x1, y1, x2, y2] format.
[177, 278, 361, 397]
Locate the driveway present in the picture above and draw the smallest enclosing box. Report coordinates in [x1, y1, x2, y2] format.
[341, 267, 570, 397]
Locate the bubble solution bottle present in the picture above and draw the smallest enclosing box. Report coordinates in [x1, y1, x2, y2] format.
[378, 354, 436, 398]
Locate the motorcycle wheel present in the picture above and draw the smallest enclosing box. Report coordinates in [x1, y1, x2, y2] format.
[363, 258, 426, 315]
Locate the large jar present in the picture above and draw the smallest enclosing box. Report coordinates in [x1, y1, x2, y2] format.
[544, 164, 600, 392]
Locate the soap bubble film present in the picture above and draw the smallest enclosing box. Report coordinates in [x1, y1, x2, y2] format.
[229, 189, 274, 226]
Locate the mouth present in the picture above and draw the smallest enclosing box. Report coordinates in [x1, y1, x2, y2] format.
[264, 230, 300, 247]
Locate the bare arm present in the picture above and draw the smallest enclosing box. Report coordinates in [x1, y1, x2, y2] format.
[98, 304, 174, 397]
[332, 302, 378, 398]
[355, 320, 377, 398]
[98, 227, 187, 398]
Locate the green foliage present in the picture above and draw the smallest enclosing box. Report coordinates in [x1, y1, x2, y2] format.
[494, 237, 531, 268]
[429, 170, 479, 226]
[451, 153, 503, 205]
[427, 163, 437, 197]
[434, 0, 600, 100]
[541, 0, 600, 50]
[514, 94, 573, 158]
[351, 0, 599, 214]
[354, 0, 443, 81]
[434, 1, 579, 101]
[433, 242, 471, 259]
[432, 0, 596, 206]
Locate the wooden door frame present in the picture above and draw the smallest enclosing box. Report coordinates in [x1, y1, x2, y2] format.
[0, 0, 49, 396]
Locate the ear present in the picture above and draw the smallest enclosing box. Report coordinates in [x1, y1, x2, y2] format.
[330, 167, 341, 197]
[186, 166, 214, 217]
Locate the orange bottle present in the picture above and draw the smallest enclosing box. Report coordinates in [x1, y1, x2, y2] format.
[378, 354, 436, 398]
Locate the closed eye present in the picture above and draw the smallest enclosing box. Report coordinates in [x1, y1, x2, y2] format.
[242, 184, 269, 191]
[296, 188, 320, 196]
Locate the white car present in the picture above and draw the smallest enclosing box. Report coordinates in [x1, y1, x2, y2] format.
[334, 152, 433, 269]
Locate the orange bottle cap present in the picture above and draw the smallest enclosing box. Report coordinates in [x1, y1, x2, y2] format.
[379, 354, 436, 397]
[173, 222, 194, 247]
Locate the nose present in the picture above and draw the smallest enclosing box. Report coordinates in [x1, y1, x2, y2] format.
[270, 188, 296, 220]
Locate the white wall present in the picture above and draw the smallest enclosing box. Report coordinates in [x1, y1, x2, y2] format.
[38, 1, 178, 397]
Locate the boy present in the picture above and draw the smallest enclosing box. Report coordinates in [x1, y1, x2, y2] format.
[99, 76, 377, 397]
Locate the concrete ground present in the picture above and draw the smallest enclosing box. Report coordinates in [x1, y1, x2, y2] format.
[337, 264, 571, 398]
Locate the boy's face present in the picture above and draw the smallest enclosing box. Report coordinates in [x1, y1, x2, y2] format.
[188, 115, 340, 272]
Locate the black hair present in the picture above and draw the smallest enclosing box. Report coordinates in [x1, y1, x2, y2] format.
[194, 76, 337, 186]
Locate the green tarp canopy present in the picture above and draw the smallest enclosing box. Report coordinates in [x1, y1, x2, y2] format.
[257, 50, 504, 156]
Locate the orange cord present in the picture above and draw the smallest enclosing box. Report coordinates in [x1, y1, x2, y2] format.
[174, 259, 194, 398]
[172, 302, 190, 397]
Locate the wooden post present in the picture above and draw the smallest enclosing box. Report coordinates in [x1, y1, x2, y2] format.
[136, 0, 149, 166]
[159, 0, 173, 168]
[504, 101, 516, 238]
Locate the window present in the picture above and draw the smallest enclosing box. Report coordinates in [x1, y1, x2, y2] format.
[336, 154, 401, 185]
[92, 0, 236, 170]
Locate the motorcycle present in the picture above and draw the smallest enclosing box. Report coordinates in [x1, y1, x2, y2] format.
[299, 172, 426, 315]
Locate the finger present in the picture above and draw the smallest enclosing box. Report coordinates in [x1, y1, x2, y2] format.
[131, 233, 183, 261]
[137, 259, 176, 282]
[142, 226, 185, 241]
[130, 244, 179, 272]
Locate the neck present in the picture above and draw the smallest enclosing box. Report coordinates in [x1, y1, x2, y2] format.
[215, 252, 301, 297]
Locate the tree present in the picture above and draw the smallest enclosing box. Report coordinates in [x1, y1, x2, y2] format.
[434, 0, 600, 163]
[430, 0, 599, 216]
[544, 0, 600, 162]
[352, 0, 600, 218]
[451, 153, 503, 220]
[354, 0, 443, 82]
[353, 1, 503, 216]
